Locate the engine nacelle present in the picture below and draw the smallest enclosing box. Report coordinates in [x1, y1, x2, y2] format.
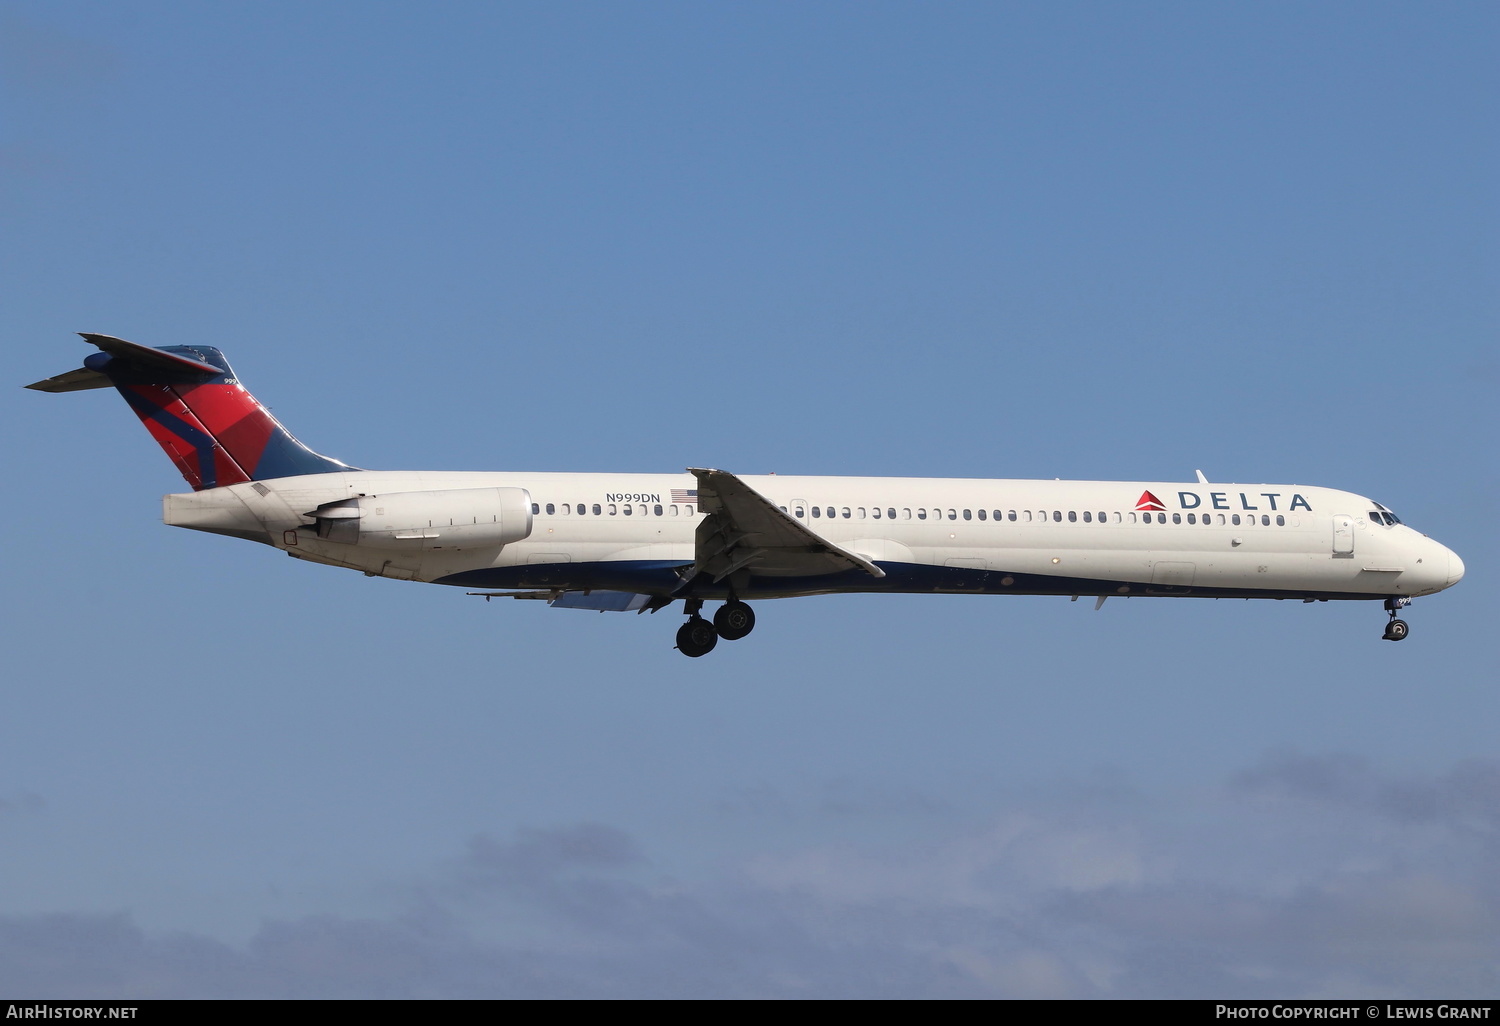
[305, 487, 533, 549]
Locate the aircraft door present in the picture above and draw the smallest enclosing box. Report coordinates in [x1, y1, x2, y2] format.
[1332, 514, 1355, 557]
[1151, 561, 1197, 588]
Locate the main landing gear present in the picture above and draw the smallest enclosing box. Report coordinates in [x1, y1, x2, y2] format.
[1382, 596, 1411, 642]
[674, 598, 756, 657]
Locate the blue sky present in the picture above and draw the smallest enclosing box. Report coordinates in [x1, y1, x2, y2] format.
[2, 1, 1496, 997]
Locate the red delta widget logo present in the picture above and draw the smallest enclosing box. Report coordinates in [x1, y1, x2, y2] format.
[1136, 490, 1313, 513]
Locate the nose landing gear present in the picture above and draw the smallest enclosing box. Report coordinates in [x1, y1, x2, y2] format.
[1382, 596, 1411, 642]
[674, 598, 756, 656]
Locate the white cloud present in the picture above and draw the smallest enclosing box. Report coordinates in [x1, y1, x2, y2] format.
[1, 754, 1496, 997]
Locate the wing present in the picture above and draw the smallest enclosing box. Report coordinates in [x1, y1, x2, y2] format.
[682, 467, 886, 588]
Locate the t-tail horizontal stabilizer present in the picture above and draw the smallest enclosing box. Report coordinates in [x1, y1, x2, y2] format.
[26, 333, 357, 490]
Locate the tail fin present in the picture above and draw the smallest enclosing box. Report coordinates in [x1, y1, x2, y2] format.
[27, 333, 357, 490]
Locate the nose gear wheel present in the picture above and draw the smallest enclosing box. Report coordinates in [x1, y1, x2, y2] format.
[1382, 597, 1411, 642]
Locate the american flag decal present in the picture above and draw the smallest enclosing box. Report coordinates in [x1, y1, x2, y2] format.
[671, 488, 698, 503]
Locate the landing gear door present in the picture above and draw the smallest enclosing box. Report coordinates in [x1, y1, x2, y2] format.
[1332, 514, 1355, 557]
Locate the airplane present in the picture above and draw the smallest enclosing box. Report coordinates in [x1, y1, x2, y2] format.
[28, 334, 1464, 656]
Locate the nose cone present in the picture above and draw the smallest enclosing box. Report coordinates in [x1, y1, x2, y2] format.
[1447, 548, 1465, 588]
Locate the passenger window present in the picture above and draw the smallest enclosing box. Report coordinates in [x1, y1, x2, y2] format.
[684, 506, 694, 516]
[607, 504, 617, 515]
[670, 505, 679, 516]
[889, 508, 897, 520]
[1008, 511, 1017, 522]
[592, 504, 602, 516]
[1187, 513, 1196, 524]
[1128, 512, 1137, 524]
[1231, 514, 1240, 525]
[1052, 511, 1062, 522]
[1022, 511, 1032, 522]
[872, 507, 881, 519]
[826, 507, 835, 519]
[1172, 513, 1181, 524]
[901, 508, 911, 520]
[1276, 515, 1285, 526]
[812, 506, 821, 518]
[917, 508, 927, 520]
[857, 507, 866, 519]
[1068, 511, 1077, 522]
[842, 507, 851, 519]
[1082, 511, 1092, 523]
[795, 506, 804, 518]
[531, 503, 539, 515]
[623, 505, 633, 516]
[977, 509, 986, 521]
[963, 509, 972, 520]
[654, 504, 663, 516]
[576, 504, 585, 516]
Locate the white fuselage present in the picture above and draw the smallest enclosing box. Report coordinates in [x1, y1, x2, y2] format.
[164, 471, 1464, 602]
